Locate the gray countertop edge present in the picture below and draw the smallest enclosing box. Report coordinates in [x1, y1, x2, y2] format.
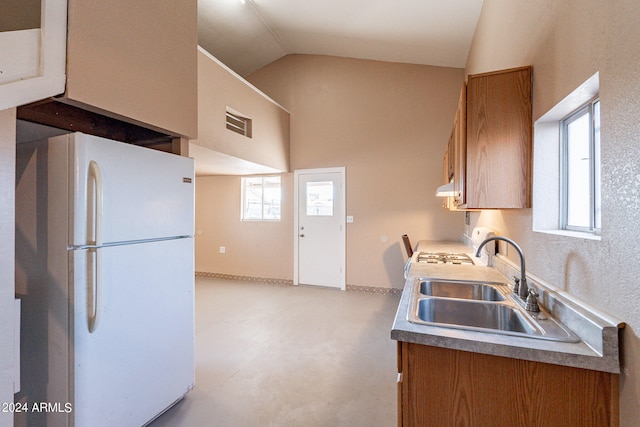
[391, 240, 623, 374]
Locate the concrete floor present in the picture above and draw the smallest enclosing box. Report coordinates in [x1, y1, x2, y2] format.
[149, 277, 400, 427]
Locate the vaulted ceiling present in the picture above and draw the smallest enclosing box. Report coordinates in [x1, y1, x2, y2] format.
[198, 0, 485, 76]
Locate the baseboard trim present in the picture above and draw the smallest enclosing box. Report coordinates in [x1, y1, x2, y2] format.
[345, 284, 403, 296]
[195, 271, 294, 286]
[195, 272, 402, 296]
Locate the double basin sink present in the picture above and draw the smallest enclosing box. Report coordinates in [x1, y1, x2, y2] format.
[408, 279, 579, 342]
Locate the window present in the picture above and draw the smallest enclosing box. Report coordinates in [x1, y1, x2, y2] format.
[306, 181, 334, 216]
[561, 98, 601, 233]
[241, 176, 281, 221]
[532, 72, 601, 240]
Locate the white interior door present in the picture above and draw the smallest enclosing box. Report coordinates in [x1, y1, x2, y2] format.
[295, 168, 345, 289]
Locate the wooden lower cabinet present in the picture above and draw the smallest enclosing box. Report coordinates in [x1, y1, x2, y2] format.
[397, 342, 619, 427]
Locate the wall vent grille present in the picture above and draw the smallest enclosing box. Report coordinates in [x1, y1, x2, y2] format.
[226, 108, 252, 138]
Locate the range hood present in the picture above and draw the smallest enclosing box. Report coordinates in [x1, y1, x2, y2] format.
[435, 181, 455, 197]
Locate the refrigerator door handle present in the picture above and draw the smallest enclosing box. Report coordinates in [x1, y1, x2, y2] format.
[88, 160, 103, 333]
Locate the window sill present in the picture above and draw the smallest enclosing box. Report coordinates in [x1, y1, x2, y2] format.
[533, 228, 601, 241]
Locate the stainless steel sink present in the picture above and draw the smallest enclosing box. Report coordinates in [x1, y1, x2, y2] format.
[415, 298, 536, 333]
[419, 279, 507, 301]
[408, 278, 580, 342]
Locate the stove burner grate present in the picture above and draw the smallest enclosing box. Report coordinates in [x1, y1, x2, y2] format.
[416, 252, 474, 265]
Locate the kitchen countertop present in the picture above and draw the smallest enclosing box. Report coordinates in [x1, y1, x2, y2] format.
[391, 240, 624, 373]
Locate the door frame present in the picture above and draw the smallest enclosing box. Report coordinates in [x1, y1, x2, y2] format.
[293, 167, 346, 289]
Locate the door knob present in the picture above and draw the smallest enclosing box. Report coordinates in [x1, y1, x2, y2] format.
[299, 234, 305, 238]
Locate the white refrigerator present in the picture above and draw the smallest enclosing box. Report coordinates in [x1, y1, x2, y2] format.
[15, 132, 195, 427]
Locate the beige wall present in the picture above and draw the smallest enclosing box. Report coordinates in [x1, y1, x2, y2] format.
[192, 48, 290, 172]
[195, 174, 294, 279]
[194, 55, 465, 288]
[0, 108, 16, 427]
[465, 0, 640, 424]
[64, 0, 197, 138]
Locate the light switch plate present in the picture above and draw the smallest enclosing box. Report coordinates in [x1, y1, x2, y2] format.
[346, 216, 354, 223]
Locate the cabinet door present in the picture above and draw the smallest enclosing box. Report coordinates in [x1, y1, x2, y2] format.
[402, 343, 618, 427]
[466, 67, 532, 208]
[65, 0, 197, 138]
[446, 134, 454, 182]
[453, 83, 466, 207]
[440, 133, 455, 210]
[397, 342, 403, 427]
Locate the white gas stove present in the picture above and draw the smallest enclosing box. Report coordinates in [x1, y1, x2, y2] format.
[416, 252, 475, 265]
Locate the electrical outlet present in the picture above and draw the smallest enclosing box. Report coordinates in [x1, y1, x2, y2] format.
[219, 246, 226, 254]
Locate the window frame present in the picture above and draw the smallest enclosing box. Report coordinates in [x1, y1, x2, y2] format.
[240, 175, 282, 222]
[559, 97, 600, 234]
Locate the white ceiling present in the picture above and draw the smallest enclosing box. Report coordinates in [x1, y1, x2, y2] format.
[194, 0, 484, 175]
[198, 0, 485, 76]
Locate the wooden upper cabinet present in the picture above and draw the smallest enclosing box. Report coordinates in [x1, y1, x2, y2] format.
[453, 83, 466, 207]
[440, 131, 455, 210]
[63, 0, 197, 139]
[465, 66, 532, 209]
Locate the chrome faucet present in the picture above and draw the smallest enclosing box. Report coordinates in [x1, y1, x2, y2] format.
[475, 236, 529, 301]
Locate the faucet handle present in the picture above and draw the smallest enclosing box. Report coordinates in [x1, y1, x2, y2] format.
[525, 288, 540, 312]
[512, 276, 520, 295]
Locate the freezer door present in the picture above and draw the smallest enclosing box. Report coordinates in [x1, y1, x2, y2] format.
[62, 132, 194, 246]
[72, 238, 194, 427]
